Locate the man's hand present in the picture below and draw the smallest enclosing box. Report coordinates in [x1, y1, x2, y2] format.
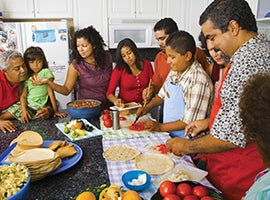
[166, 137, 190, 156]
[0, 120, 17, 133]
[185, 119, 209, 137]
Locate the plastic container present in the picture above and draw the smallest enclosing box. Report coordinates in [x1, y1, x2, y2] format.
[122, 170, 151, 191]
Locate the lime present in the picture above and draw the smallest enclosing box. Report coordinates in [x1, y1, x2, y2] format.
[64, 127, 70, 133]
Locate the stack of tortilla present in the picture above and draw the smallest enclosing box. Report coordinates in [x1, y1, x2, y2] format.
[5, 131, 62, 181]
[6, 148, 62, 181]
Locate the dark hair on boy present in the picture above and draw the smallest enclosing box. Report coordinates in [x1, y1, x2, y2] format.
[115, 38, 142, 74]
[199, 0, 257, 33]
[239, 73, 270, 164]
[166, 30, 196, 59]
[23, 46, 48, 75]
[72, 26, 107, 69]
[153, 17, 179, 34]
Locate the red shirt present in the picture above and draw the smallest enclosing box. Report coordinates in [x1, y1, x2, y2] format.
[0, 71, 19, 112]
[106, 60, 153, 103]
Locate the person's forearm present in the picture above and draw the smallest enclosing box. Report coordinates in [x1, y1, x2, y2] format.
[160, 120, 187, 132]
[187, 134, 238, 154]
[107, 94, 119, 105]
[47, 80, 71, 96]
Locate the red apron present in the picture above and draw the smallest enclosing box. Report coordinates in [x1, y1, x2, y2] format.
[194, 65, 264, 200]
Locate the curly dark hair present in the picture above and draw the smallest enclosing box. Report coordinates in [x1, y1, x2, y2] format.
[166, 30, 196, 59]
[23, 46, 49, 75]
[115, 38, 142, 74]
[153, 17, 178, 34]
[199, 0, 257, 33]
[72, 26, 106, 69]
[239, 73, 270, 164]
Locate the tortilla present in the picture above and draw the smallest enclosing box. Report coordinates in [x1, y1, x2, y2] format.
[135, 154, 174, 175]
[103, 145, 140, 161]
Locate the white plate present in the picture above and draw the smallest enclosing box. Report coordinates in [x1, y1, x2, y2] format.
[110, 102, 141, 111]
[55, 118, 103, 141]
[153, 162, 208, 187]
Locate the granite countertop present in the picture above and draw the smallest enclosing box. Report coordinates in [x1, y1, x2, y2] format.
[0, 116, 110, 200]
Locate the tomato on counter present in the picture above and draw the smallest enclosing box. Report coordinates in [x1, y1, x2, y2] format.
[129, 122, 145, 131]
[159, 180, 176, 197]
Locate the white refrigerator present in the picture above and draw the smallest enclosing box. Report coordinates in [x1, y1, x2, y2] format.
[0, 20, 73, 110]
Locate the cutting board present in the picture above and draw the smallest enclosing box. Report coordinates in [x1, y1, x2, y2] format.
[101, 114, 169, 140]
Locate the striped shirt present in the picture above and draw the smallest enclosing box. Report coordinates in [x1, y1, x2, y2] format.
[158, 60, 213, 124]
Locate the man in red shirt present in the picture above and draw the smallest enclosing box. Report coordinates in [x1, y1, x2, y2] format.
[0, 50, 52, 133]
[143, 18, 209, 101]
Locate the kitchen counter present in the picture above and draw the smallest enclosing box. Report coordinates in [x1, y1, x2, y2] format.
[0, 116, 110, 200]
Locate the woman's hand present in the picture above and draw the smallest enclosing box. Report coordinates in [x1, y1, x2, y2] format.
[0, 120, 17, 133]
[114, 98, 124, 107]
[31, 75, 48, 86]
[185, 119, 209, 138]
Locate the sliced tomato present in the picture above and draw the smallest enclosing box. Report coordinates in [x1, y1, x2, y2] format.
[129, 122, 145, 131]
[119, 116, 127, 121]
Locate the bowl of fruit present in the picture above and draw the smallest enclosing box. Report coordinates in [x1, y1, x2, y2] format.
[151, 180, 223, 200]
[67, 99, 101, 120]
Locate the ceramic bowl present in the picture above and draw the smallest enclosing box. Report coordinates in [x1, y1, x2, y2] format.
[67, 99, 101, 120]
[0, 162, 30, 200]
[122, 170, 151, 191]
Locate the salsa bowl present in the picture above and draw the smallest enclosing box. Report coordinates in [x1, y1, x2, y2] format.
[67, 99, 101, 120]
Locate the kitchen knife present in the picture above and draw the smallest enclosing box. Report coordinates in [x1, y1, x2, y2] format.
[131, 112, 143, 126]
[0, 142, 17, 162]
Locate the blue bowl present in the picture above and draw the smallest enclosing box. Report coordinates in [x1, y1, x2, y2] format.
[0, 162, 30, 200]
[122, 170, 151, 191]
[67, 99, 101, 120]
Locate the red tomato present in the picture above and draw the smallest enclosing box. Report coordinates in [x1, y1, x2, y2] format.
[129, 122, 145, 131]
[163, 194, 181, 200]
[183, 195, 199, 200]
[159, 180, 176, 197]
[176, 183, 192, 197]
[103, 119, 112, 128]
[192, 186, 208, 198]
[154, 144, 168, 154]
[119, 116, 127, 121]
[102, 113, 111, 121]
[103, 109, 110, 115]
[200, 196, 214, 200]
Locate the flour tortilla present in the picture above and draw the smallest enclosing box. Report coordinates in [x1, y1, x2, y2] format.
[135, 154, 174, 175]
[103, 145, 140, 161]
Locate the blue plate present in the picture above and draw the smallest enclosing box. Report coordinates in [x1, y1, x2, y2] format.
[3, 140, 83, 176]
[44, 140, 83, 175]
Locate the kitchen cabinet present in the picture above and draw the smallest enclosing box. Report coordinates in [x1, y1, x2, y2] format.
[0, 0, 74, 19]
[163, 0, 213, 46]
[108, 0, 163, 19]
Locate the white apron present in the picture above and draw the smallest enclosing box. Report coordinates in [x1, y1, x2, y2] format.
[163, 81, 185, 138]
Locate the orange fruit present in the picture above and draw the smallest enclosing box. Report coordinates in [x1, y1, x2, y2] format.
[76, 191, 96, 200]
[122, 190, 141, 200]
